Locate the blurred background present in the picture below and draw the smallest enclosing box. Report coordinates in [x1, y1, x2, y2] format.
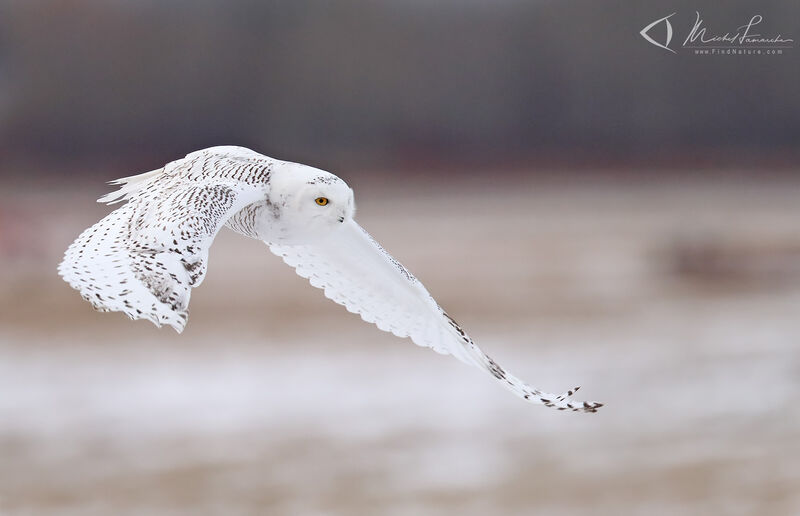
[1, 1, 799, 515]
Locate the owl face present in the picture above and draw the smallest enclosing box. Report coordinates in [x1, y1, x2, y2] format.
[268, 163, 356, 243]
[301, 180, 354, 224]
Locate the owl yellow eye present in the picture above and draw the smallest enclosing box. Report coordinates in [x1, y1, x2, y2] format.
[315, 197, 329, 206]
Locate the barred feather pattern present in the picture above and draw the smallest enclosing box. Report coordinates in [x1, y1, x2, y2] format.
[58, 146, 273, 331]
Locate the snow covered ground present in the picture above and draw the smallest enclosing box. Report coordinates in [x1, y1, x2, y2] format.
[1, 177, 799, 515]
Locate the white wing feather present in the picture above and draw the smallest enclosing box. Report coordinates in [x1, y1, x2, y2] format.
[270, 220, 603, 412]
[58, 147, 273, 332]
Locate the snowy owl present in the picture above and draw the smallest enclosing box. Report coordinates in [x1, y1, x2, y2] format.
[59, 146, 602, 413]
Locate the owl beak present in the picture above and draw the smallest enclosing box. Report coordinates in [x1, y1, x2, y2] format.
[338, 216, 345, 223]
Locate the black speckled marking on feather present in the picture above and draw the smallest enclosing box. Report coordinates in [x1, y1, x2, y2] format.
[59, 148, 276, 331]
[307, 175, 342, 186]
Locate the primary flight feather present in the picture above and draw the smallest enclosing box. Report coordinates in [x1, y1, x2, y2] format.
[59, 146, 602, 413]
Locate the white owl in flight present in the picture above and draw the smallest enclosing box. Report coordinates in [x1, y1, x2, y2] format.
[59, 146, 602, 413]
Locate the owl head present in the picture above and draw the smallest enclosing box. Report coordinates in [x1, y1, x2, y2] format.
[267, 162, 356, 244]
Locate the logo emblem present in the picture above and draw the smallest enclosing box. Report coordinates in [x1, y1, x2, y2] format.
[640, 13, 676, 53]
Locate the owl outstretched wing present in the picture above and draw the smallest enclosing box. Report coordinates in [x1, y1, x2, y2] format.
[58, 146, 273, 331]
[270, 220, 603, 412]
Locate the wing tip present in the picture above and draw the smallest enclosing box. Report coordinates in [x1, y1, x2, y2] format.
[531, 392, 604, 413]
[97, 168, 164, 204]
[58, 266, 190, 334]
[96, 192, 125, 205]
